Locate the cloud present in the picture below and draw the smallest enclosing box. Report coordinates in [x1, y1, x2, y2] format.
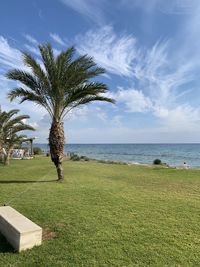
[33, 105, 114, 142]
[66, 124, 200, 144]
[38, 9, 44, 19]
[111, 115, 123, 127]
[181, 2, 200, 58]
[23, 34, 38, 45]
[0, 75, 10, 88]
[133, 40, 196, 106]
[29, 121, 39, 129]
[158, 0, 199, 15]
[134, 40, 169, 82]
[65, 105, 111, 124]
[60, 0, 106, 24]
[24, 44, 40, 56]
[100, 30, 200, 134]
[50, 33, 65, 46]
[75, 25, 200, 136]
[31, 114, 50, 142]
[109, 87, 152, 113]
[154, 105, 200, 130]
[0, 36, 42, 114]
[0, 36, 24, 71]
[121, 0, 199, 15]
[76, 26, 137, 77]
[65, 106, 90, 122]
[1, 15, 200, 144]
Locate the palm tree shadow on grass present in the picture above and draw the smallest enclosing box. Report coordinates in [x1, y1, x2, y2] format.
[0, 180, 56, 184]
[0, 233, 14, 253]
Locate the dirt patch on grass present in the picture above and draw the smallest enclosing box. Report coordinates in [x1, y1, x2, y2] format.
[56, 222, 66, 228]
[42, 226, 57, 241]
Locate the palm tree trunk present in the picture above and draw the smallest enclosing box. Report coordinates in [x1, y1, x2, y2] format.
[1, 146, 7, 164]
[4, 148, 11, 165]
[49, 120, 64, 181]
[0, 150, 4, 163]
[0, 145, 3, 163]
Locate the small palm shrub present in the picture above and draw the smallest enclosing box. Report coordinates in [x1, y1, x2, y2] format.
[33, 147, 43, 155]
[153, 159, 162, 165]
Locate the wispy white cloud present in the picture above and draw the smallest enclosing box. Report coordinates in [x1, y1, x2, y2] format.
[50, 33, 65, 46]
[24, 44, 40, 56]
[38, 9, 43, 19]
[158, 0, 199, 15]
[121, 0, 199, 15]
[87, 26, 197, 133]
[60, 0, 106, 24]
[76, 26, 196, 112]
[1, 16, 200, 144]
[53, 48, 61, 57]
[0, 76, 10, 88]
[76, 26, 137, 77]
[0, 36, 46, 124]
[134, 40, 169, 82]
[23, 34, 38, 45]
[0, 36, 24, 70]
[133, 40, 196, 106]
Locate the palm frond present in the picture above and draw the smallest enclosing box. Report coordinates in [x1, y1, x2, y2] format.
[8, 87, 53, 117]
[6, 43, 115, 121]
[3, 115, 30, 132]
[23, 52, 49, 84]
[38, 43, 55, 83]
[9, 124, 35, 135]
[6, 70, 39, 90]
[0, 108, 35, 150]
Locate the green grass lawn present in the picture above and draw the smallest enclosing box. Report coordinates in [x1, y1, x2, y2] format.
[0, 157, 200, 266]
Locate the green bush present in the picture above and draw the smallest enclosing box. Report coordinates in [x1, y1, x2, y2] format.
[153, 159, 162, 165]
[80, 156, 89, 161]
[70, 154, 80, 161]
[70, 154, 90, 161]
[33, 147, 43, 155]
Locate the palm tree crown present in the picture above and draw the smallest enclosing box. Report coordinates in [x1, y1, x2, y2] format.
[7, 44, 114, 120]
[0, 109, 35, 165]
[6, 43, 115, 180]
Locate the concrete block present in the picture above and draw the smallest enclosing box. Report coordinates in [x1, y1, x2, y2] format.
[0, 206, 42, 252]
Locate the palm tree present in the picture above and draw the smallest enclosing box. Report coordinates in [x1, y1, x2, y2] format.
[0, 109, 35, 165]
[4, 134, 27, 165]
[6, 44, 115, 181]
[0, 109, 25, 159]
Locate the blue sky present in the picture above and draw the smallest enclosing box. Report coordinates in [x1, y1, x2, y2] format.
[1, 0, 200, 143]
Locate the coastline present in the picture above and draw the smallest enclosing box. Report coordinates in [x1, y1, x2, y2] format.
[69, 156, 200, 170]
[34, 143, 200, 169]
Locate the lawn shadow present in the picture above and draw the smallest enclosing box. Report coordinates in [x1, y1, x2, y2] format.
[0, 180, 56, 184]
[0, 233, 14, 253]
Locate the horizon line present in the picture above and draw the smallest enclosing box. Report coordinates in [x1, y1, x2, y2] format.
[33, 142, 200, 145]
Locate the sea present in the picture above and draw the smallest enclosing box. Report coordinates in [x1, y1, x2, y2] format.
[34, 143, 200, 168]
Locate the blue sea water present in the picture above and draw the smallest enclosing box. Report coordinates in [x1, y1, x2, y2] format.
[34, 143, 200, 168]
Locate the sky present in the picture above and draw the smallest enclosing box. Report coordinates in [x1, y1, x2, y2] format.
[1, 0, 200, 143]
